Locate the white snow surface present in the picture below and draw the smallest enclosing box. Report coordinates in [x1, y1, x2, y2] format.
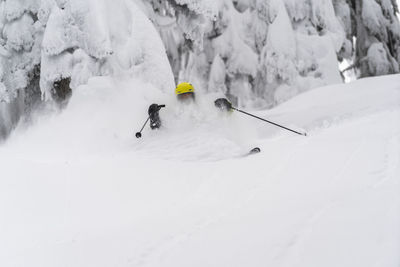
[1, 74, 400, 266]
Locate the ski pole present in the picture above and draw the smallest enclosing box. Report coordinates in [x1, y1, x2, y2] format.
[135, 116, 150, 138]
[214, 98, 307, 136]
[231, 107, 307, 136]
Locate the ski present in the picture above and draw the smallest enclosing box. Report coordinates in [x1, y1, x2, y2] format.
[241, 147, 261, 157]
[248, 147, 261, 155]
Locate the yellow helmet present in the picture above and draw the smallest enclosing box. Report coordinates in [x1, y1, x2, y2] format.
[175, 82, 194, 95]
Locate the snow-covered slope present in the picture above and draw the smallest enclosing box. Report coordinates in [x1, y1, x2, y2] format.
[0, 74, 399, 267]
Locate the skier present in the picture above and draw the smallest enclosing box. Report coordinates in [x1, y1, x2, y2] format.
[147, 82, 197, 130]
[136, 82, 304, 149]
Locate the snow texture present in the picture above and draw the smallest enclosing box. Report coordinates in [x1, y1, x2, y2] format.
[1, 71, 399, 267]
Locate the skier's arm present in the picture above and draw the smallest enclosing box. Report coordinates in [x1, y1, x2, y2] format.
[148, 104, 163, 115]
[148, 104, 166, 130]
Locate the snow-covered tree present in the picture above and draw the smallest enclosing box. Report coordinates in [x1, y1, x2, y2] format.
[205, 1, 258, 107]
[0, 0, 174, 139]
[0, 0, 43, 138]
[336, 0, 400, 77]
[0, 0, 42, 104]
[143, 0, 348, 107]
[141, 0, 258, 107]
[249, 0, 346, 106]
[0, 0, 174, 105]
[138, 0, 217, 83]
[251, 0, 298, 107]
[2, 0, 399, 140]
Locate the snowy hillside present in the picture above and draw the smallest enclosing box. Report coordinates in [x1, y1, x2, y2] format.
[0, 73, 399, 267]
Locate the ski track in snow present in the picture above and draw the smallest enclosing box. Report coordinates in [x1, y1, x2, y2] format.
[278, 111, 400, 267]
[371, 134, 400, 188]
[273, 115, 384, 266]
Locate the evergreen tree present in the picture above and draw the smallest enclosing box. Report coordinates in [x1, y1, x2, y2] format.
[142, 0, 259, 107]
[0, 0, 42, 104]
[252, 0, 298, 107]
[145, 0, 349, 107]
[0, 0, 42, 138]
[252, 0, 345, 106]
[336, 0, 400, 77]
[0, 0, 174, 139]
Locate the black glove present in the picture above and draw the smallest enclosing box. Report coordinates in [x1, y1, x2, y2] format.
[148, 104, 165, 115]
[214, 98, 232, 111]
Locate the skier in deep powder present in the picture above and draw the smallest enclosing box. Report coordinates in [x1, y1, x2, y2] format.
[147, 82, 227, 130]
[137, 82, 303, 153]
